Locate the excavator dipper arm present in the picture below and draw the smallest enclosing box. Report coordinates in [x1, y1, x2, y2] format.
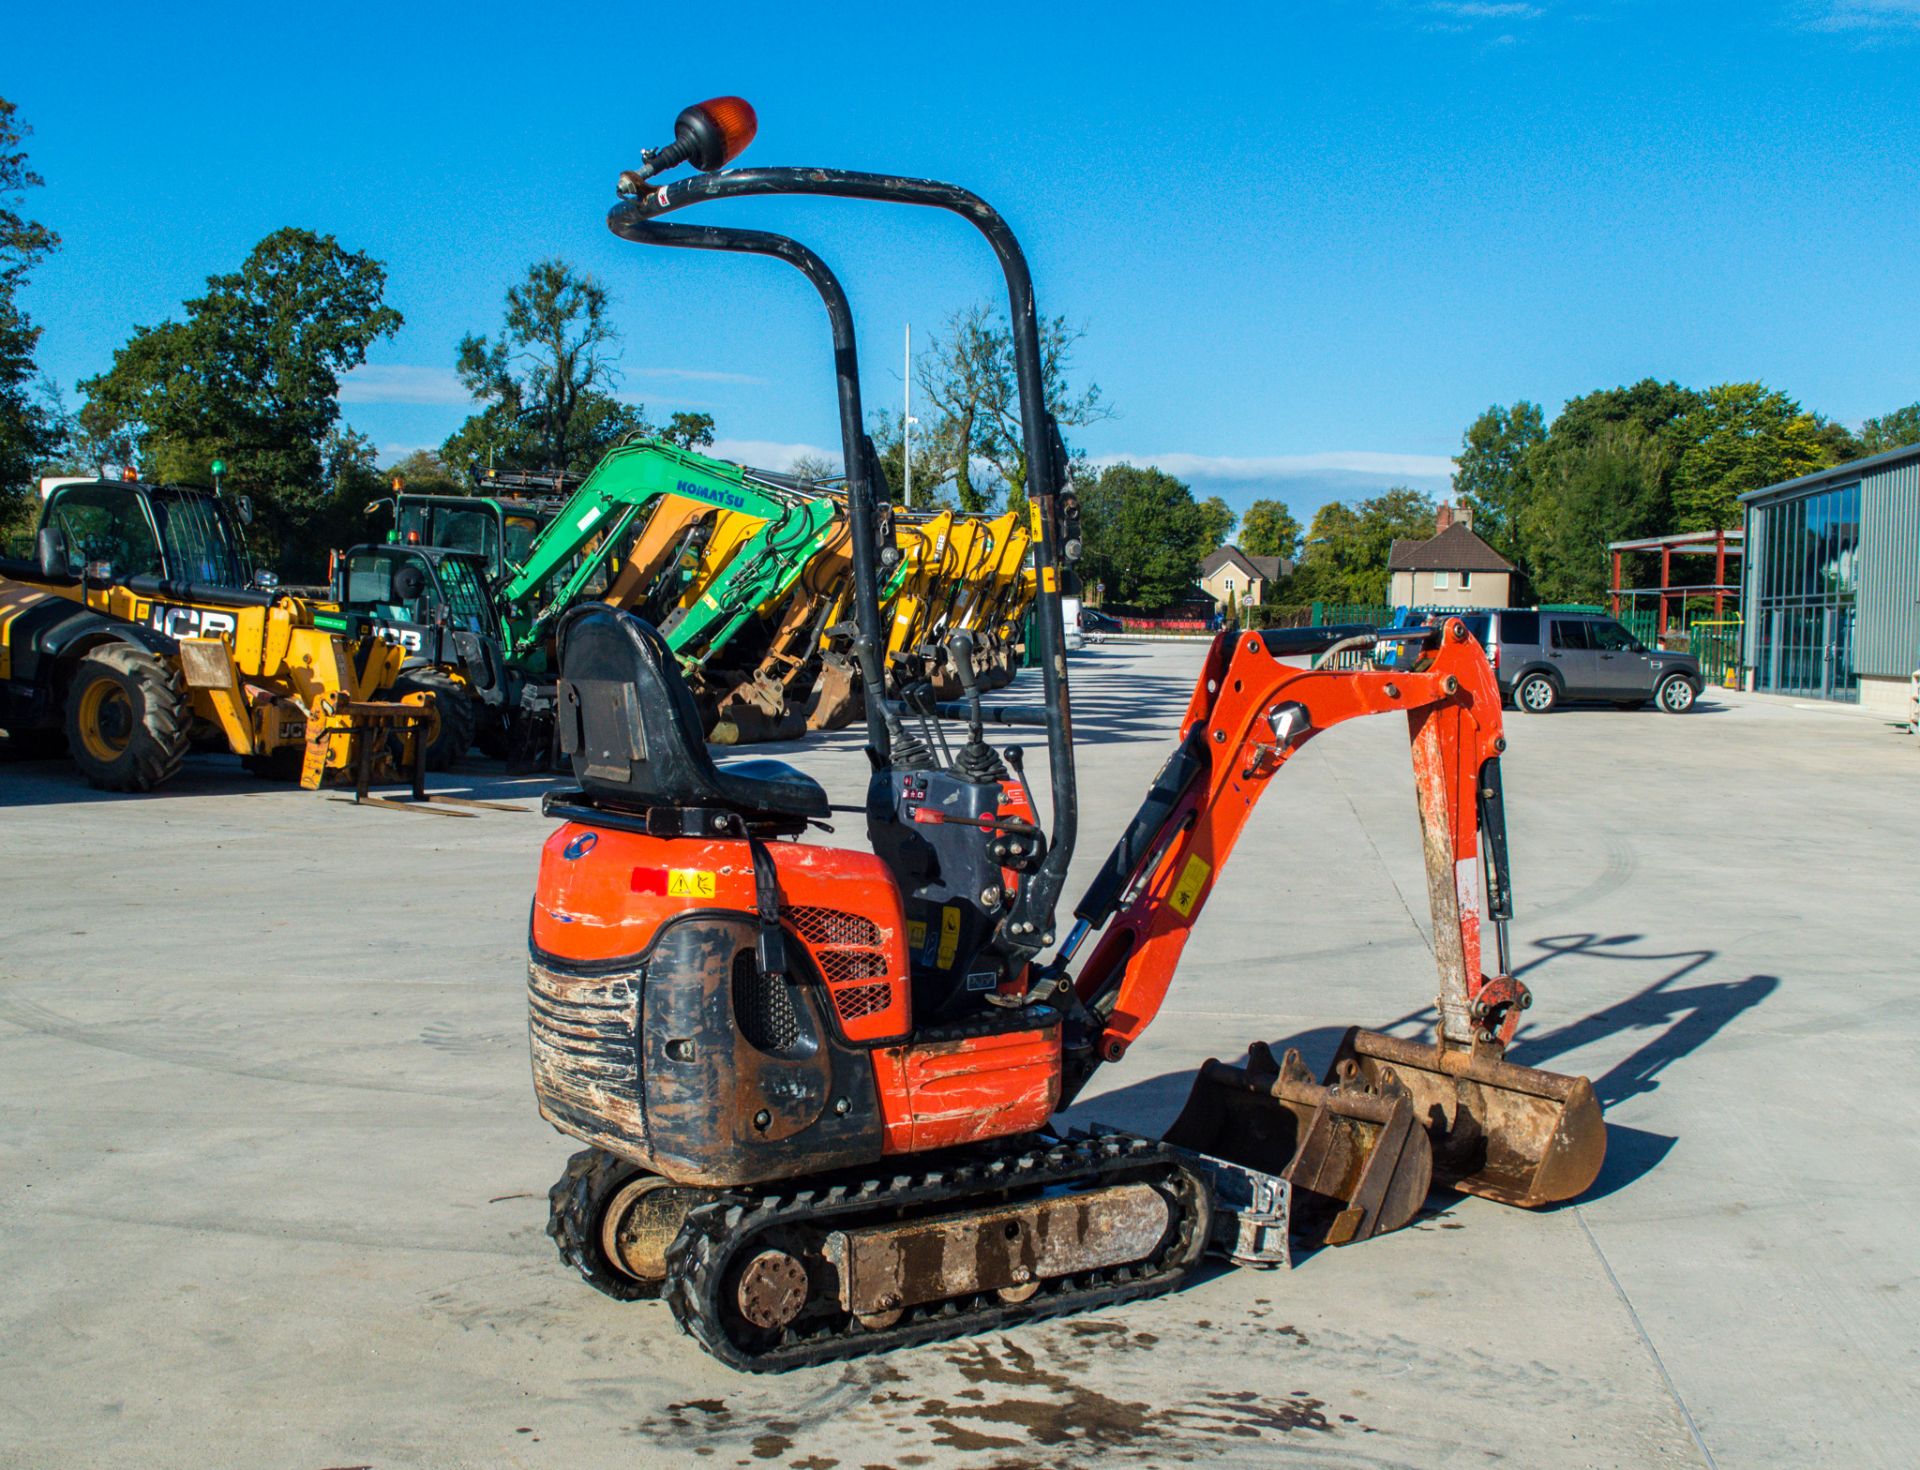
[1066, 619, 1512, 1074]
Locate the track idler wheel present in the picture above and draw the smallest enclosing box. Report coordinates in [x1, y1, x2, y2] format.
[1328, 1027, 1606, 1207]
[1164, 1041, 1432, 1248]
[548, 1148, 714, 1302]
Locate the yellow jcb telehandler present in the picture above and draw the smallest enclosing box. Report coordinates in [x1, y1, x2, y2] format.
[0, 476, 431, 793]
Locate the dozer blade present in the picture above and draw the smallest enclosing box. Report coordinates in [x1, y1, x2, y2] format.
[1328, 1027, 1605, 1208]
[805, 654, 861, 731]
[1164, 1040, 1432, 1249]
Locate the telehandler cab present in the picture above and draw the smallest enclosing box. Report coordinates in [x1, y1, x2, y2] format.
[525, 98, 1607, 1371]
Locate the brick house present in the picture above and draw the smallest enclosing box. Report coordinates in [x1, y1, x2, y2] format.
[1387, 503, 1514, 608]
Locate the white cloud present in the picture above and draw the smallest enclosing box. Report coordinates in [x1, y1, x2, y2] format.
[627, 366, 768, 385]
[1431, 1, 1541, 16]
[1803, 0, 1920, 29]
[1091, 450, 1457, 482]
[339, 365, 471, 406]
[708, 437, 841, 472]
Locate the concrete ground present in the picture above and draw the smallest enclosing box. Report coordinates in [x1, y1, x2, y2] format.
[1, 639, 1914, 1470]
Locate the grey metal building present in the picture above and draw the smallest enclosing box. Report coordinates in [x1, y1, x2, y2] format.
[1739, 443, 1919, 714]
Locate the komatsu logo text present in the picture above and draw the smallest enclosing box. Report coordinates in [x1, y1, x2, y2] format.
[677, 478, 748, 511]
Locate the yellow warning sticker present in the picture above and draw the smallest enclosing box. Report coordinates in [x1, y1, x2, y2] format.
[937, 905, 962, 969]
[908, 920, 928, 953]
[1029, 501, 1043, 539]
[1168, 854, 1212, 918]
[667, 869, 717, 899]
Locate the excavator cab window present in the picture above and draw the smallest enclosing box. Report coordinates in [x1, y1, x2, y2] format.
[432, 555, 492, 630]
[502, 513, 545, 570]
[343, 550, 428, 624]
[43, 485, 164, 580]
[147, 489, 252, 589]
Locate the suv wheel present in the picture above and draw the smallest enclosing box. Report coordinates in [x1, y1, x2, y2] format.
[1514, 672, 1559, 713]
[1656, 674, 1697, 714]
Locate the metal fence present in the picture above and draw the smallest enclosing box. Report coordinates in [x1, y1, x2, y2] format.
[1686, 619, 1744, 688]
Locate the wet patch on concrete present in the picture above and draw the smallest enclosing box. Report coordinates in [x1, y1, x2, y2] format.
[624, 1308, 1375, 1468]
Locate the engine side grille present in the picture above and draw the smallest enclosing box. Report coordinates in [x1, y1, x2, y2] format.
[832, 982, 893, 1022]
[732, 948, 800, 1054]
[818, 948, 889, 984]
[787, 906, 880, 948]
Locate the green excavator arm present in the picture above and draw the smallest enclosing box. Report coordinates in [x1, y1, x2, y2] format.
[499, 437, 824, 660]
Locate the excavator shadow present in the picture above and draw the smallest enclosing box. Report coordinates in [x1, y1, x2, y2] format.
[1068, 932, 1778, 1231]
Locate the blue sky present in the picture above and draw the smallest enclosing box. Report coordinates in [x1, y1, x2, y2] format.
[12, 0, 1920, 522]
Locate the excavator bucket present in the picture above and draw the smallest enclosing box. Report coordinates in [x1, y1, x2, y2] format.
[805, 653, 861, 731]
[708, 674, 805, 745]
[1164, 1040, 1432, 1249]
[1327, 1028, 1605, 1208]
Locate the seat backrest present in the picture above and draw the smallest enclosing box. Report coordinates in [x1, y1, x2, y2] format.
[555, 605, 729, 807]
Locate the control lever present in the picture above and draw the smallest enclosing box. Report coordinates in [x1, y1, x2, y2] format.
[905, 682, 955, 769]
[946, 631, 987, 745]
[946, 631, 1008, 785]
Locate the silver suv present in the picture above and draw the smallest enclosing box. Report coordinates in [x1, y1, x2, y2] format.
[1439, 609, 1704, 714]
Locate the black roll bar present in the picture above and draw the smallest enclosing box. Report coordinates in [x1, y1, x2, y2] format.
[604, 209, 892, 760]
[625, 165, 1079, 952]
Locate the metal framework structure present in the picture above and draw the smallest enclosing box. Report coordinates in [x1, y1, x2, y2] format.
[1607, 528, 1745, 634]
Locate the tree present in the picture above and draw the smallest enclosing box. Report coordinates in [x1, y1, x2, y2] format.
[1452, 401, 1544, 565]
[78, 226, 402, 571]
[1288, 487, 1436, 605]
[868, 405, 957, 508]
[914, 302, 1109, 512]
[1521, 422, 1674, 603]
[446, 259, 648, 477]
[386, 447, 461, 495]
[1860, 403, 1920, 456]
[1196, 495, 1236, 553]
[1669, 383, 1837, 531]
[1237, 498, 1302, 561]
[1076, 462, 1213, 609]
[660, 411, 714, 450]
[1507, 379, 1702, 595]
[788, 452, 839, 485]
[1, 98, 63, 532]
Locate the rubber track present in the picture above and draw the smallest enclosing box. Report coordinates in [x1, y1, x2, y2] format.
[546, 1147, 662, 1303]
[662, 1132, 1210, 1373]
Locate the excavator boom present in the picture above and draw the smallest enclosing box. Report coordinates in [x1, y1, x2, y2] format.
[1061, 620, 1605, 1234]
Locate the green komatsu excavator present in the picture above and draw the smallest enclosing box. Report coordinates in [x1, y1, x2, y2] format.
[499, 436, 840, 736]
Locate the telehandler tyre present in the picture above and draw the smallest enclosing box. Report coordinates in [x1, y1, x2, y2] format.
[63, 644, 191, 792]
[392, 667, 476, 770]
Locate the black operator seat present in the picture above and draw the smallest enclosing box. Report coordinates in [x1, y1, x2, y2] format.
[555, 606, 828, 824]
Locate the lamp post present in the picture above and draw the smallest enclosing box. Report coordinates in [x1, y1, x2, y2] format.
[210, 458, 226, 495]
[903, 322, 913, 507]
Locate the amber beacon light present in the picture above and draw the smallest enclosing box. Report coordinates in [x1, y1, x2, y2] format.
[619, 96, 757, 193]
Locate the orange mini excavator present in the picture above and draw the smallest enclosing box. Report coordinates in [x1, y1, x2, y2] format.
[524, 100, 1607, 1372]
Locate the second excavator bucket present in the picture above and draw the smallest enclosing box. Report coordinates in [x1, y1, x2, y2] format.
[1164, 1040, 1433, 1249]
[708, 673, 805, 745]
[805, 653, 861, 731]
[1329, 1027, 1606, 1208]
